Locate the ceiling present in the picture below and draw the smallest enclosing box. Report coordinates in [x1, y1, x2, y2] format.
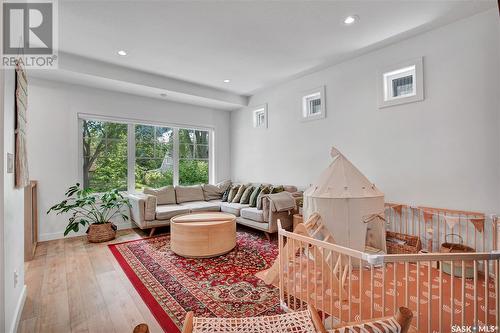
[32, 0, 496, 109]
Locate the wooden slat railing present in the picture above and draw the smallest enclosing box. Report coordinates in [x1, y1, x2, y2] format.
[384, 203, 497, 253]
[277, 220, 500, 333]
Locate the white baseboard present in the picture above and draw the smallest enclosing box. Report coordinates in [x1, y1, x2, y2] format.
[38, 221, 135, 242]
[10, 284, 27, 333]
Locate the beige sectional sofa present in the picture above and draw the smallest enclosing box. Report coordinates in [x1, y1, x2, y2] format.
[128, 183, 301, 237]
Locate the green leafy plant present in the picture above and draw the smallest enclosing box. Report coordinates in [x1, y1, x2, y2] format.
[47, 183, 131, 236]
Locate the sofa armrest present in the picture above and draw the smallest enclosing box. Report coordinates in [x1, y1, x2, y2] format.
[262, 197, 295, 233]
[128, 193, 157, 228]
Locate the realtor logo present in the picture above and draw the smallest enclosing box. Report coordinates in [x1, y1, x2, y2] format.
[2, 0, 58, 68]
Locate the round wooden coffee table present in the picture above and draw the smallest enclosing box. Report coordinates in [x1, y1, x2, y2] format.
[170, 212, 237, 258]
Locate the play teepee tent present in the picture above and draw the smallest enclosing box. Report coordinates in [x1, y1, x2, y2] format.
[303, 147, 386, 253]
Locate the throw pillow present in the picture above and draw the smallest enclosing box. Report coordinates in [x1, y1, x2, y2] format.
[221, 187, 231, 202]
[270, 185, 285, 194]
[232, 184, 247, 203]
[143, 185, 176, 205]
[227, 185, 240, 203]
[202, 184, 225, 201]
[256, 186, 271, 210]
[239, 186, 254, 204]
[175, 185, 205, 203]
[249, 185, 262, 207]
[215, 179, 231, 192]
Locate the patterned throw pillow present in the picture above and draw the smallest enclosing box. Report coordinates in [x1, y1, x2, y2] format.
[215, 180, 231, 192]
[239, 186, 254, 204]
[270, 185, 285, 194]
[256, 186, 271, 210]
[221, 187, 231, 202]
[249, 185, 262, 207]
[232, 184, 247, 203]
[227, 185, 240, 203]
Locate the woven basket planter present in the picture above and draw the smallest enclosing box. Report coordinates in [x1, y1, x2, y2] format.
[87, 222, 116, 243]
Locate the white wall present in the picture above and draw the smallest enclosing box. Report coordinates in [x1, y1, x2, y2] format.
[28, 79, 231, 241]
[3, 69, 26, 333]
[231, 9, 500, 214]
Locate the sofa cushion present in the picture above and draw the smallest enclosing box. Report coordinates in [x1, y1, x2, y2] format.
[227, 185, 240, 202]
[232, 184, 248, 203]
[179, 200, 221, 212]
[144, 186, 176, 205]
[249, 185, 262, 207]
[220, 202, 249, 216]
[155, 205, 190, 220]
[283, 185, 298, 193]
[236, 217, 268, 232]
[202, 184, 222, 201]
[240, 207, 264, 222]
[239, 186, 254, 204]
[175, 185, 205, 203]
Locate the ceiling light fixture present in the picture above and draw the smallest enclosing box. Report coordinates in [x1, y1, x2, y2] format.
[117, 50, 128, 56]
[223, 79, 231, 83]
[343, 15, 358, 25]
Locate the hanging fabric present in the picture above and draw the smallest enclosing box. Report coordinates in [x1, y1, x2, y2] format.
[423, 211, 434, 224]
[470, 217, 485, 233]
[443, 216, 460, 229]
[393, 205, 403, 217]
[15, 60, 29, 188]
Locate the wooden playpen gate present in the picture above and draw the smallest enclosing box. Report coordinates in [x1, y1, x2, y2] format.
[276, 217, 500, 332]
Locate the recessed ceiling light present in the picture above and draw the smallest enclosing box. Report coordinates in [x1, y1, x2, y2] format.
[117, 50, 127, 56]
[343, 15, 359, 25]
[223, 79, 231, 83]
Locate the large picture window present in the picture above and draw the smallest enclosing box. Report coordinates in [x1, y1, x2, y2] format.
[135, 125, 174, 190]
[82, 120, 128, 192]
[179, 129, 209, 185]
[80, 116, 212, 192]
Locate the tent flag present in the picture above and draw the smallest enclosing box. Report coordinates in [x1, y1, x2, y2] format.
[393, 205, 403, 217]
[470, 218, 485, 233]
[423, 211, 434, 224]
[444, 216, 460, 229]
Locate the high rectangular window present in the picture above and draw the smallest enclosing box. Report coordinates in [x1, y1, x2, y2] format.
[80, 116, 212, 192]
[301, 86, 326, 121]
[379, 57, 424, 108]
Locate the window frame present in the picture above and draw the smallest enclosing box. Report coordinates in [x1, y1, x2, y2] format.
[301, 86, 326, 122]
[78, 114, 214, 193]
[252, 104, 268, 129]
[378, 57, 424, 109]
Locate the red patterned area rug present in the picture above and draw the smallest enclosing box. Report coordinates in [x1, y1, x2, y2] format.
[108, 230, 283, 332]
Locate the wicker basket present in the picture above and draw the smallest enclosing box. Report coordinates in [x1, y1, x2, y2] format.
[440, 234, 475, 278]
[87, 222, 116, 243]
[386, 231, 422, 254]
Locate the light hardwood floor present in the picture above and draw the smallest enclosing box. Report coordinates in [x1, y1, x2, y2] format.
[18, 228, 165, 333]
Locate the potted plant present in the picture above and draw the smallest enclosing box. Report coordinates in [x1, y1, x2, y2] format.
[47, 183, 131, 242]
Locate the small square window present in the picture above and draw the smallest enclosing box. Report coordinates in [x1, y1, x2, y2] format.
[252, 104, 268, 128]
[302, 86, 326, 121]
[378, 57, 424, 108]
